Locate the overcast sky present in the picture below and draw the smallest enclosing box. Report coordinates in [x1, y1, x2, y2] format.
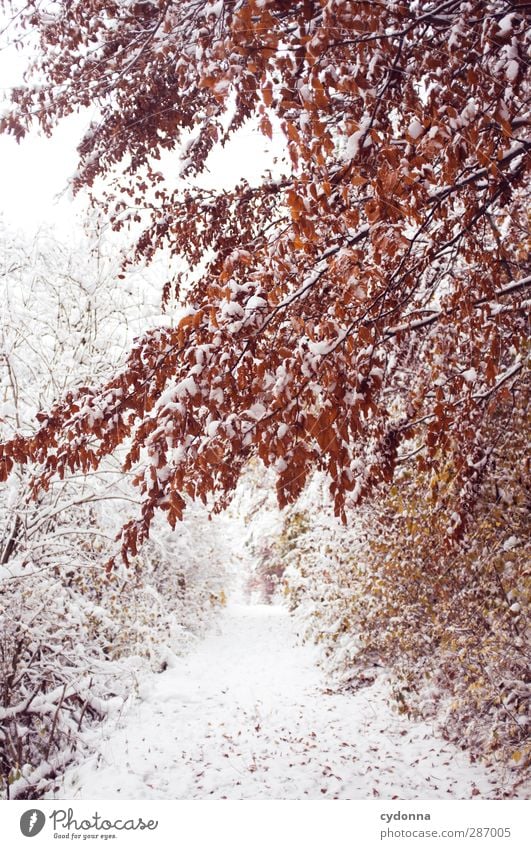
[0, 37, 286, 242]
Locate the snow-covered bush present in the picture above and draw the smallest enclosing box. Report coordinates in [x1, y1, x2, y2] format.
[0, 225, 230, 798]
[281, 392, 530, 775]
[0, 489, 230, 798]
[0, 553, 137, 799]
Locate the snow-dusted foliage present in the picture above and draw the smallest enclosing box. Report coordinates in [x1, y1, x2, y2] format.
[1, 2, 528, 563]
[278, 406, 529, 780]
[0, 225, 229, 799]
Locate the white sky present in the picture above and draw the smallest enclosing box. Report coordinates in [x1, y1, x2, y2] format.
[0, 116, 88, 235]
[0, 118, 284, 236]
[0, 39, 287, 242]
[0, 36, 86, 236]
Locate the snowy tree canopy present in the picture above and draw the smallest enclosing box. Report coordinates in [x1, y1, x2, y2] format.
[0, 0, 529, 564]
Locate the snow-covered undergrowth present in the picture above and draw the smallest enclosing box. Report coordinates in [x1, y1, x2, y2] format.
[275, 459, 530, 790]
[0, 225, 231, 798]
[0, 503, 231, 800]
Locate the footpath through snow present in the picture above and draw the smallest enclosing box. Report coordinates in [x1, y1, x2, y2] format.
[48, 604, 512, 800]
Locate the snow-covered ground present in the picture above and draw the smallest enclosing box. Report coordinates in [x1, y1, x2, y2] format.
[46, 604, 512, 800]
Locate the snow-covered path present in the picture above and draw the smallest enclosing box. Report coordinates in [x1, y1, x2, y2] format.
[50, 605, 506, 800]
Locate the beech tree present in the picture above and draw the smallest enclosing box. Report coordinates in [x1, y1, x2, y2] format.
[0, 0, 529, 563]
